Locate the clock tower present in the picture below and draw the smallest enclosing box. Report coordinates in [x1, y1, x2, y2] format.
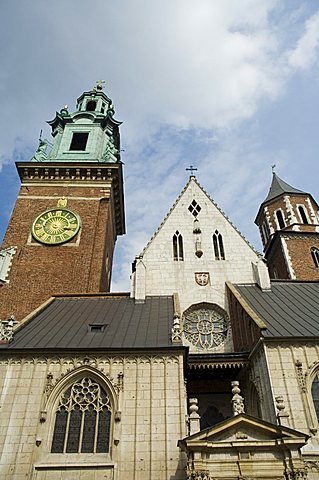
[0, 83, 125, 321]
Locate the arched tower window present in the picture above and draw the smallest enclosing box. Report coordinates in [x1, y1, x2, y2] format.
[173, 231, 184, 261]
[86, 100, 97, 111]
[312, 375, 319, 420]
[311, 247, 319, 268]
[275, 209, 286, 229]
[261, 220, 270, 245]
[213, 230, 225, 260]
[298, 205, 309, 224]
[51, 377, 112, 454]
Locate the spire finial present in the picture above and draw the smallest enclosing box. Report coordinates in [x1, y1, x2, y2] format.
[94, 80, 105, 91]
[271, 164, 276, 174]
[186, 165, 198, 176]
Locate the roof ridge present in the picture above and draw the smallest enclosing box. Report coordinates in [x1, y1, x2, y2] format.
[139, 176, 260, 256]
[139, 177, 193, 256]
[262, 173, 305, 204]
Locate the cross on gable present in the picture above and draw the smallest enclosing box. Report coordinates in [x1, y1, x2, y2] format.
[186, 165, 198, 175]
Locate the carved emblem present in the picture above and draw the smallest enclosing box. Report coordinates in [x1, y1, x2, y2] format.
[195, 272, 210, 286]
[0, 316, 18, 343]
[57, 197, 67, 207]
[295, 360, 307, 393]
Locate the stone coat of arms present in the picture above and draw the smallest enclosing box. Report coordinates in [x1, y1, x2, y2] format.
[195, 272, 210, 286]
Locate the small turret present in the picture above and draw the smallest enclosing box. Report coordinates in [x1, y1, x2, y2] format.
[256, 171, 319, 280]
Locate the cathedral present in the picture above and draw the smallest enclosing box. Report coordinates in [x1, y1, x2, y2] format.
[1, 85, 319, 480]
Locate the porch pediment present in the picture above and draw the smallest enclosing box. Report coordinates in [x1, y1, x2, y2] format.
[180, 413, 308, 448]
[179, 414, 309, 480]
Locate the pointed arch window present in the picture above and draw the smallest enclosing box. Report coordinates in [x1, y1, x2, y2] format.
[275, 209, 286, 229]
[173, 231, 184, 261]
[298, 205, 309, 224]
[311, 247, 319, 268]
[312, 375, 319, 420]
[51, 377, 112, 454]
[261, 220, 270, 244]
[213, 230, 225, 260]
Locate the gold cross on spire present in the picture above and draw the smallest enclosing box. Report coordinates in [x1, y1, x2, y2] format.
[94, 80, 105, 91]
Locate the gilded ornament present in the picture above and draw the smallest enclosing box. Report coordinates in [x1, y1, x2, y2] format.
[32, 208, 81, 245]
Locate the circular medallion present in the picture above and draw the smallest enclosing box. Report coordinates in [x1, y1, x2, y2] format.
[183, 303, 229, 350]
[32, 208, 81, 245]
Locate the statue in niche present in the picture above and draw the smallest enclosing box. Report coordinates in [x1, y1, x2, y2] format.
[31, 138, 49, 162]
[101, 136, 119, 163]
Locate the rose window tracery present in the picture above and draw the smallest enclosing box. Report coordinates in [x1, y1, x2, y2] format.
[183, 303, 229, 350]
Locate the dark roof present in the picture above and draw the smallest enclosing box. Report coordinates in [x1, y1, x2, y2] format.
[2, 295, 177, 350]
[235, 282, 319, 338]
[262, 173, 305, 204]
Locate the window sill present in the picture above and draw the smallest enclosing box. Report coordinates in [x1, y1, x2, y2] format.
[34, 459, 115, 470]
[64, 151, 91, 154]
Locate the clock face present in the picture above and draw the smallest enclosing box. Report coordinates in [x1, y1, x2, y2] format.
[32, 208, 81, 245]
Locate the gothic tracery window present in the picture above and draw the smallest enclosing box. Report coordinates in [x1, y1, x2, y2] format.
[183, 303, 229, 350]
[51, 377, 112, 454]
[311, 247, 319, 268]
[173, 231, 184, 261]
[212, 230, 225, 260]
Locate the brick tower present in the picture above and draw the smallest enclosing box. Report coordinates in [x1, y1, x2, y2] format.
[255, 171, 319, 280]
[0, 82, 125, 321]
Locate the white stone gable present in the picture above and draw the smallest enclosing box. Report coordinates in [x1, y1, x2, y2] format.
[131, 178, 268, 352]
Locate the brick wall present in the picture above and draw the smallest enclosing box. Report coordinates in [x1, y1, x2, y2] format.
[0, 181, 117, 321]
[286, 235, 319, 280]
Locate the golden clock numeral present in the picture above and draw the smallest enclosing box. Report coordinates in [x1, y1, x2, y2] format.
[32, 208, 80, 245]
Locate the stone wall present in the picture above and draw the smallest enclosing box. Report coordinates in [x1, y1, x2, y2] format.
[132, 179, 262, 330]
[0, 353, 187, 480]
[257, 341, 319, 473]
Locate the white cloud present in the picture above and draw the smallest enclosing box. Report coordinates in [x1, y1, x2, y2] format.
[288, 12, 319, 69]
[2, 1, 319, 291]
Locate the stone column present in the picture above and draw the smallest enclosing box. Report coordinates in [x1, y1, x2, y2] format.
[189, 398, 201, 435]
[231, 381, 245, 415]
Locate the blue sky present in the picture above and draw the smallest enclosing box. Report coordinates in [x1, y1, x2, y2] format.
[1, 1, 319, 290]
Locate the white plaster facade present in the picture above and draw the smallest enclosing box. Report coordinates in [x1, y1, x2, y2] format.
[132, 178, 263, 312]
[131, 177, 269, 354]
